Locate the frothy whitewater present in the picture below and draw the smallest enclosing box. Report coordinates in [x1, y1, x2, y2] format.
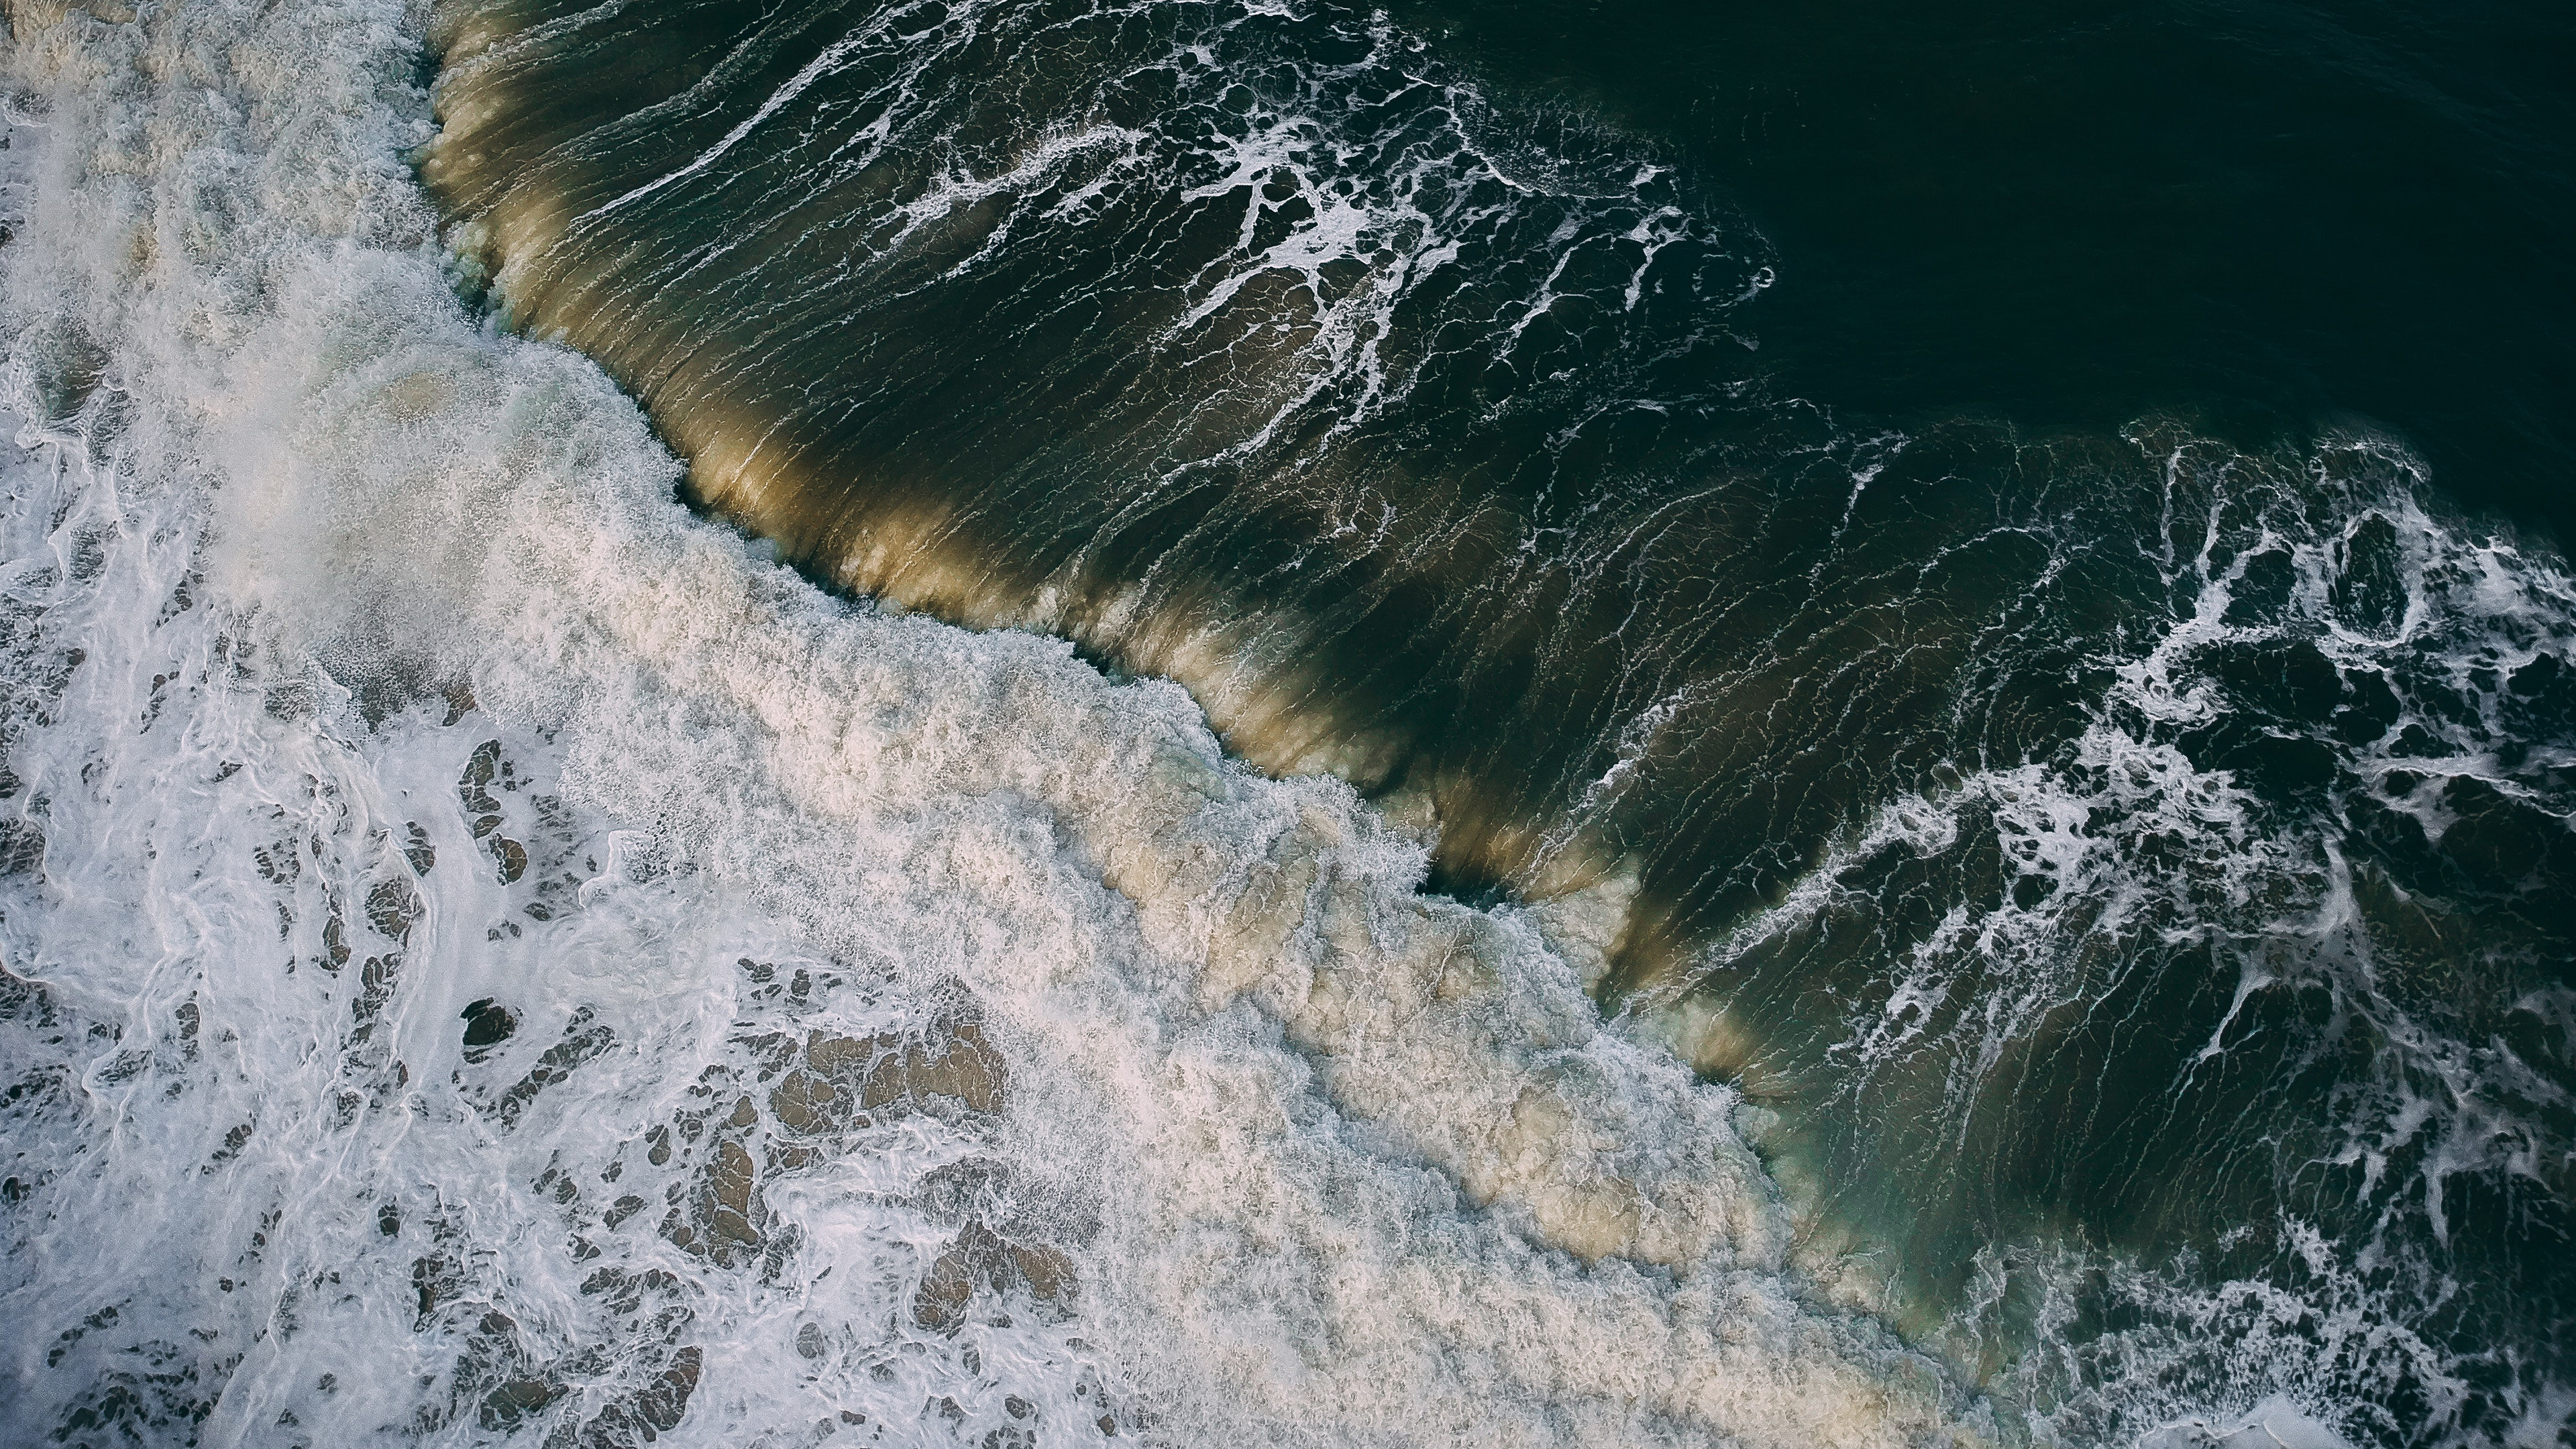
[0, 1, 1984, 1443]
[0, 2, 2555, 1447]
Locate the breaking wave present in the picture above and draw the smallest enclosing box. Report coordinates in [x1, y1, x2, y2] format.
[0, 0, 2565, 1445]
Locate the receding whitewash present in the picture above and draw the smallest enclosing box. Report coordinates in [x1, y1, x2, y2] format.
[0, 2, 1984, 1447]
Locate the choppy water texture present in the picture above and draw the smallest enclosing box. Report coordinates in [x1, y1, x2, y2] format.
[0, 0, 2569, 1446]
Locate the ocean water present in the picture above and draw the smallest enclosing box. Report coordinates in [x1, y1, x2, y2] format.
[0, 1, 2566, 1447]
[1385, 0, 2576, 539]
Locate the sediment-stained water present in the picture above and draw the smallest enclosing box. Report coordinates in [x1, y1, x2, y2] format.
[0, 0, 2567, 1445]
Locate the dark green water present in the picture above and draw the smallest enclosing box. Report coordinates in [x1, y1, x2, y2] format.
[418, 0, 2575, 1441]
[1390, 0, 2576, 541]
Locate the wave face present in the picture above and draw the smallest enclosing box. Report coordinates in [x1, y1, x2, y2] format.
[0, 4, 1966, 1448]
[0, 2, 2566, 1448]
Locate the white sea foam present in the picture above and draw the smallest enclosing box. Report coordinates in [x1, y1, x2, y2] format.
[1633, 425, 2576, 1446]
[0, 1, 1990, 1444]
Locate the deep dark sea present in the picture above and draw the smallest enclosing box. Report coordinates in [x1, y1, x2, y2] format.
[1390, 0, 2576, 542]
[1, 0, 2570, 1445]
